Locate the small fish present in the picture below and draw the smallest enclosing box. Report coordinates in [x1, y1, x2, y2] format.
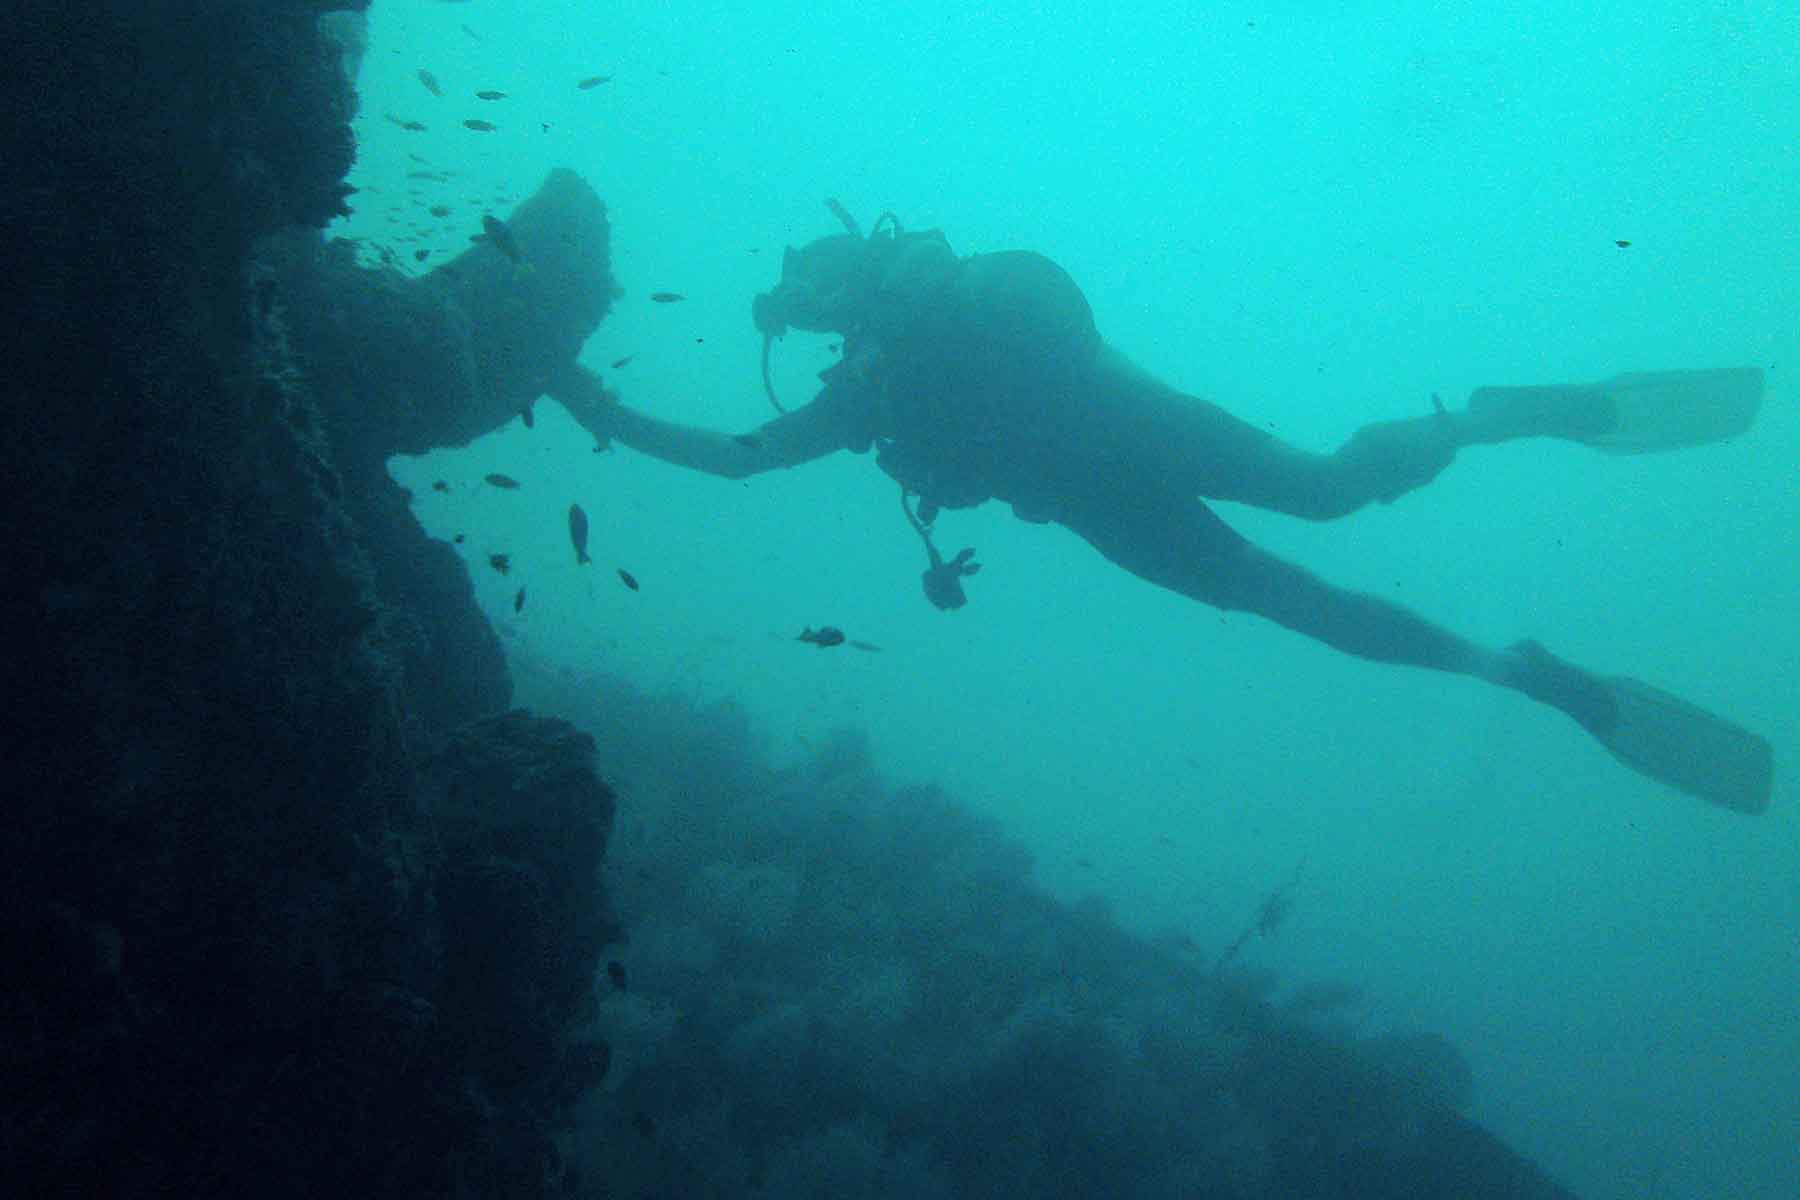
[453, 533, 466, 544]
[478, 214, 523, 262]
[514, 586, 526, 613]
[520, 402, 534, 429]
[648, 291, 685, 303]
[431, 479, 449, 492]
[484, 472, 520, 489]
[462, 119, 498, 132]
[732, 433, 763, 449]
[577, 75, 612, 90]
[605, 960, 628, 990]
[616, 567, 639, 591]
[407, 170, 450, 181]
[474, 90, 507, 100]
[385, 114, 428, 132]
[848, 640, 883, 652]
[489, 553, 511, 575]
[418, 69, 443, 96]
[413, 249, 430, 262]
[609, 354, 635, 369]
[798, 626, 845, 647]
[1614, 239, 1631, 248]
[568, 504, 591, 564]
[428, 204, 452, 217]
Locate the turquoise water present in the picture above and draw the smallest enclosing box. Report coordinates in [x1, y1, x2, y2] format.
[339, 3, 1797, 1195]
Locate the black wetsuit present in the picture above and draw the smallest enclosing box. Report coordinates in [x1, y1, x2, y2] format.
[793, 240, 1477, 675]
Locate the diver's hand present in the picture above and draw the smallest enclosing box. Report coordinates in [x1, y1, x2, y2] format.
[545, 361, 620, 450]
[1338, 400, 1461, 504]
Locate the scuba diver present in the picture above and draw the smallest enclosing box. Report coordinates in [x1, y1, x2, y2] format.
[548, 203, 1773, 814]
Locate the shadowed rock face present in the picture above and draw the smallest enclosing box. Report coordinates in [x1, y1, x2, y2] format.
[1, 4, 616, 1197]
[258, 165, 618, 735]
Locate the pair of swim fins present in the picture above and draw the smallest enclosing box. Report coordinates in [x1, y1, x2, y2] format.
[1469, 370, 1773, 812]
[1462, 366, 1765, 453]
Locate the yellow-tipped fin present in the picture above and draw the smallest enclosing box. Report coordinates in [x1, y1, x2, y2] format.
[1466, 367, 1764, 453]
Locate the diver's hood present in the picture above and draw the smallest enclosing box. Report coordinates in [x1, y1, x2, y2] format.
[751, 233, 877, 338]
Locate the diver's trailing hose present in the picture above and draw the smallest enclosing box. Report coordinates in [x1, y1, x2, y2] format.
[760, 331, 786, 414]
[900, 485, 981, 610]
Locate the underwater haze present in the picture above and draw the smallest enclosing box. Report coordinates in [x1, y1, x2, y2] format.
[338, 2, 1797, 1197]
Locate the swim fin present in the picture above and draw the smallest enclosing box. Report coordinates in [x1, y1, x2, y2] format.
[1596, 674, 1774, 814]
[1464, 368, 1764, 453]
[1508, 640, 1773, 813]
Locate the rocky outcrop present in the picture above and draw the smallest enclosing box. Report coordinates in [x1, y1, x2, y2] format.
[1, 4, 615, 1197]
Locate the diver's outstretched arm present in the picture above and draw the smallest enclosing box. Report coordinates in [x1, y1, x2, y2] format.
[547, 364, 859, 480]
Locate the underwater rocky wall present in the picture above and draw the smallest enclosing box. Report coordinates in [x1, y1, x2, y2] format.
[2, 3, 615, 1196]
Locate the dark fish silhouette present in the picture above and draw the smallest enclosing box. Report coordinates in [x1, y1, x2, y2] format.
[798, 626, 845, 647]
[474, 90, 507, 100]
[616, 568, 639, 591]
[418, 69, 443, 96]
[648, 291, 685, 303]
[484, 473, 520, 488]
[610, 354, 635, 369]
[848, 640, 883, 652]
[577, 75, 612, 90]
[568, 504, 591, 564]
[431, 479, 449, 492]
[462, 119, 498, 132]
[488, 553, 510, 575]
[513, 586, 525, 613]
[478, 214, 522, 262]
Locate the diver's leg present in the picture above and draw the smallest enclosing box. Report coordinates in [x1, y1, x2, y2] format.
[1055, 490, 1616, 731]
[1088, 351, 1462, 520]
